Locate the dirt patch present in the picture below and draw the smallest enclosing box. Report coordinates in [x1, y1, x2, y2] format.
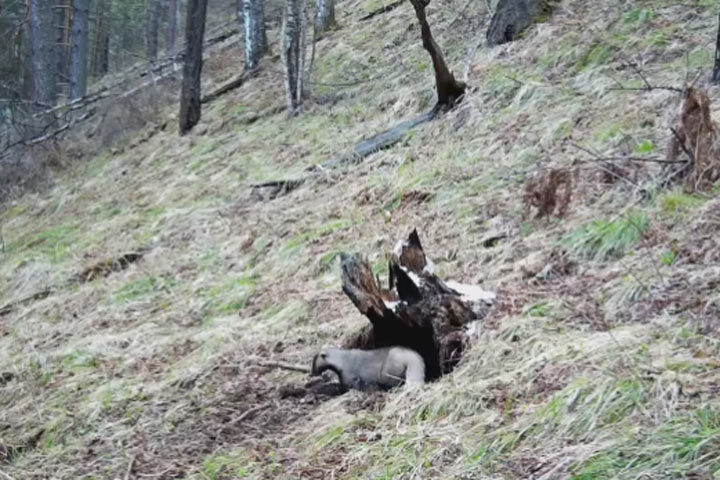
[123, 367, 344, 478]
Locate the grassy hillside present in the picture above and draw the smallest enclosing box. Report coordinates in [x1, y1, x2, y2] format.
[2, 0, 720, 478]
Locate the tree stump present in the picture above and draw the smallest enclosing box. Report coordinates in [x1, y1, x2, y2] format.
[340, 230, 495, 380]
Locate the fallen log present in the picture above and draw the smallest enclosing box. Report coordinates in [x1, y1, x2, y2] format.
[339, 230, 495, 380]
[201, 72, 249, 104]
[360, 0, 404, 21]
[250, 110, 435, 200]
[313, 110, 436, 170]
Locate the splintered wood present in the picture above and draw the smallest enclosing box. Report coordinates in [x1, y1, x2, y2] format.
[340, 230, 495, 380]
[666, 87, 720, 192]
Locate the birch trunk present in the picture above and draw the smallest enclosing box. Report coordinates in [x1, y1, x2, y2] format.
[243, 0, 267, 71]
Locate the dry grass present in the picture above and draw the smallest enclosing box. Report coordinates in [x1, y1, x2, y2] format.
[2, 0, 720, 479]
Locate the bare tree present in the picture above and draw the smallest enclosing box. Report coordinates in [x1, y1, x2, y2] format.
[70, 0, 90, 99]
[28, 0, 58, 107]
[243, 0, 267, 71]
[314, 0, 335, 37]
[407, 0, 465, 109]
[179, 0, 208, 134]
[282, 0, 305, 111]
[146, 0, 160, 60]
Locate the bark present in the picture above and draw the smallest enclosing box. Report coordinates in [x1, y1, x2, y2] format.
[314, 0, 336, 37]
[282, 0, 305, 111]
[486, 0, 553, 46]
[92, 0, 111, 77]
[28, 0, 58, 106]
[243, 0, 267, 70]
[168, 0, 179, 52]
[178, 0, 208, 135]
[146, 0, 160, 60]
[56, 0, 72, 97]
[714, 9, 720, 84]
[407, 0, 465, 110]
[340, 230, 494, 380]
[236, 0, 244, 25]
[69, 0, 90, 99]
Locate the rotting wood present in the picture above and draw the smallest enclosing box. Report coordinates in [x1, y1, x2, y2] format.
[664, 86, 720, 192]
[250, 178, 306, 201]
[313, 110, 436, 170]
[72, 250, 146, 283]
[359, 0, 404, 21]
[339, 229, 495, 380]
[201, 72, 249, 104]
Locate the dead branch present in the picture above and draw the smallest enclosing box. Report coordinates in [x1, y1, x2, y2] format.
[253, 360, 311, 373]
[359, 0, 404, 21]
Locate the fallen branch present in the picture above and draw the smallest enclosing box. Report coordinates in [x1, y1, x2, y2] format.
[253, 360, 311, 373]
[608, 62, 683, 94]
[0, 289, 53, 317]
[359, 0, 404, 21]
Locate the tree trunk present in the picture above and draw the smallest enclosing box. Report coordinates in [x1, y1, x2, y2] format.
[314, 0, 335, 37]
[28, 0, 58, 107]
[178, 0, 208, 135]
[282, 0, 305, 111]
[55, 0, 72, 99]
[92, 0, 111, 77]
[713, 9, 720, 84]
[243, 0, 267, 71]
[168, 0, 179, 52]
[146, 0, 160, 60]
[340, 230, 495, 380]
[407, 0, 465, 110]
[236, 0, 244, 26]
[69, 0, 90, 99]
[486, 0, 554, 46]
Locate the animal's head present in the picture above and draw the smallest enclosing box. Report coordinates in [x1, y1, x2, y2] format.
[311, 346, 341, 376]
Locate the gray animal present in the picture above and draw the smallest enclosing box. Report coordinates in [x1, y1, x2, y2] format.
[311, 346, 425, 391]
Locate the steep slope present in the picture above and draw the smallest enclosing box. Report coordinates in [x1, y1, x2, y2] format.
[1, 0, 720, 478]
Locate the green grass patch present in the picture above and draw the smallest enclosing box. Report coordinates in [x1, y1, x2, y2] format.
[200, 272, 259, 315]
[113, 275, 177, 303]
[563, 211, 649, 261]
[576, 43, 614, 72]
[283, 218, 357, 253]
[571, 407, 720, 479]
[658, 189, 703, 216]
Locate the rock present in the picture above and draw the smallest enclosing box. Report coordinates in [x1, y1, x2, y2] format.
[486, 0, 555, 46]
